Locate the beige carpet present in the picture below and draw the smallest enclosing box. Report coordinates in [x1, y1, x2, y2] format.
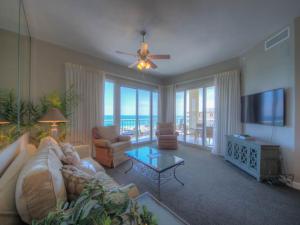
[106, 144, 300, 225]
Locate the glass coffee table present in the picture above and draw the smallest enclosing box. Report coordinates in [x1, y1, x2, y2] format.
[125, 146, 184, 199]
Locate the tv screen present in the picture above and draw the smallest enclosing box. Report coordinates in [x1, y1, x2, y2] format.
[241, 88, 285, 126]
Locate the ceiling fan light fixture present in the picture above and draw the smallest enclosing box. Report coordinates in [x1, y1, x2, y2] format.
[137, 62, 144, 70]
[116, 30, 170, 71]
[145, 62, 151, 69]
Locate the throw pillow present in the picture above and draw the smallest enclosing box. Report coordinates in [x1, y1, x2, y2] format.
[60, 143, 80, 165]
[61, 165, 93, 200]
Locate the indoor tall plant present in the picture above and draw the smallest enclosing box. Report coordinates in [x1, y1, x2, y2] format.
[32, 180, 157, 225]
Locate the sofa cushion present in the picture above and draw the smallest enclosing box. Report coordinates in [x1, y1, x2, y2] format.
[94, 171, 119, 190]
[0, 144, 37, 225]
[15, 147, 67, 224]
[38, 136, 58, 151]
[79, 157, 105, 175]
[61, 165, 93, 200]
[96, 125, 119, 143]
[61, 143, 80, 165]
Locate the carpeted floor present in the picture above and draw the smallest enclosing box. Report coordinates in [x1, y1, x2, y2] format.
[106, 144, 300, 225]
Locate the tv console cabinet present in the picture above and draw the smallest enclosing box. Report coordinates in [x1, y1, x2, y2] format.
[225, 135, 280, 181]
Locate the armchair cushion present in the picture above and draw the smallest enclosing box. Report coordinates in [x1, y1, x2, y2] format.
[118, 135, 131, 142]
[157, 128, 173, 135]
[157, 123, 175, 135]
[158, 134, 178, 140]
[96, 125, 119, 143]
[94, 139, 111, 148]
[111, 141, 131, 154]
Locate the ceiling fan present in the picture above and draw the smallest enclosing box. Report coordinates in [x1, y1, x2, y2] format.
[116, 31, 170, 71]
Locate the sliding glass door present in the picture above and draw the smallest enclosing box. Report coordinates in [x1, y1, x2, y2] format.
[186, 88, 204, 145]
[138, 89, 151, 142]
[105, 81, 159, 144]
[176, 86, 215, 148]
[176, 91, 185, 142]
[120, 87, 137, 141]
[152, 92, 159, 140]
[205, 87, 215, 147]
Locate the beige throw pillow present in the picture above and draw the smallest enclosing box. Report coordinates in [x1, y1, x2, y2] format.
[97, 126, 119, 143]
[61, 143, 80, 165]
[61, 165, 93, 200]
[0, 145, 36, 225]
[15, 147, 67, 224]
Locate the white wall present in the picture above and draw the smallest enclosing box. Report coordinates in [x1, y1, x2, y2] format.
[241, 22, 300, 185]
[161, 57, 240, 85]
[293, 17, 300, 187]
[30, 38, 162, 102]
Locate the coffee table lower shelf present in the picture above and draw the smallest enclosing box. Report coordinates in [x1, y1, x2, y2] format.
[124, 158, 184, 199]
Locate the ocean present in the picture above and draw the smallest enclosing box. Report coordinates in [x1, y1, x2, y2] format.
[104, 115, 158, 128]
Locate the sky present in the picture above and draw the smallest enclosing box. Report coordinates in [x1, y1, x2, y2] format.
[104, 81, 158, 116]
[176, 87, 215, 117]
[104, 81, 214, 117]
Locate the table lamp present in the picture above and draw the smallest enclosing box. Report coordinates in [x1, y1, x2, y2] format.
[0, 118, 10, 125]
[38, 108, 67, 139]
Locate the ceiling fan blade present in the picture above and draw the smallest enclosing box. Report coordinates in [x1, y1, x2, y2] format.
[128, 61, 139, 68]
[148, 54, 170, 60]
[116, 50, 137, 57]
[147, 60, 157, 69]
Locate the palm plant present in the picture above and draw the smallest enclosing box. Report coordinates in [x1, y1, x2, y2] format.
[32, 180, 157, 225]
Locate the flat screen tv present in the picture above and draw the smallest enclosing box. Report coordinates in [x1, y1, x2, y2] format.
[241, 88, 285, 126]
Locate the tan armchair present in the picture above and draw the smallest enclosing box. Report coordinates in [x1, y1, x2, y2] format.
[156, 122, 178, 150]
[92, 125, 131, 168]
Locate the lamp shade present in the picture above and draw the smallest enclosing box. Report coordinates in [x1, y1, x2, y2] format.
[38, 108, 67, 123]
[0, 118, 9, 125]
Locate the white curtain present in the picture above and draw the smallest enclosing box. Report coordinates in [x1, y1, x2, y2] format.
[165, 84, 175, 123]
[212, 70, 241, 155]
[65, 63, 104, 152]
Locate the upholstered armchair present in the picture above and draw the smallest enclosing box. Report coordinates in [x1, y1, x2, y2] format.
[156, 122, 178, 150]
[92, 125, 131, 168]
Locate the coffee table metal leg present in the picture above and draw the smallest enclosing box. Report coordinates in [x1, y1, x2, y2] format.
[158, 172, 161, 199]
[125, 159, 133, 174]
[174, 163, 184, 186]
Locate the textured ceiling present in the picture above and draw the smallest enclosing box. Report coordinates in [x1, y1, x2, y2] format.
[23, 0, 300, 76]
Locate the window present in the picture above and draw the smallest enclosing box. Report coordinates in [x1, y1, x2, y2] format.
[120, 86, 137, 140]
[104, 81, 114, 126]
[176, 91, 185, 142]
[138, 89, 151, 142]
[120, 87, 159, 143]
[176, 86, 215, 148]
[205, 86, 215, 147]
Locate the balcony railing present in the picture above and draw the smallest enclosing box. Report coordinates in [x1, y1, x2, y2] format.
[103, 118, 158, 141]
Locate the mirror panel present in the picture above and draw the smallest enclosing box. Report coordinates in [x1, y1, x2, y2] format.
[0, 0, 31, 149]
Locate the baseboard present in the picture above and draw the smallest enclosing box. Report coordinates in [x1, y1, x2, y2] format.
[287, 181, 300, 190]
